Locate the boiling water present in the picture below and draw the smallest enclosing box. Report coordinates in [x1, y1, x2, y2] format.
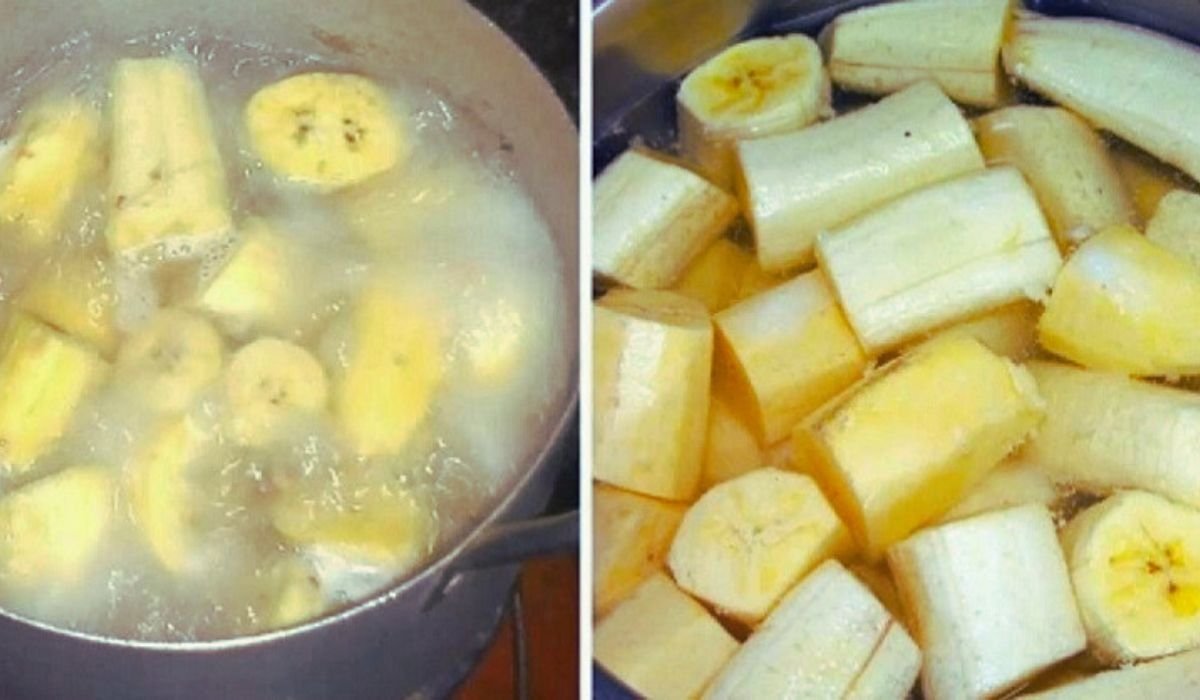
[0, 30, 566, 641]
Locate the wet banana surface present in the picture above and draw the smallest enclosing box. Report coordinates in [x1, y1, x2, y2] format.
[0, 30, 566, 641]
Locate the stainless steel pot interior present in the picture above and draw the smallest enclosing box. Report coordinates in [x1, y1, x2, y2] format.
[0, 0, 578, 697]
[592, 0, 1199, 696]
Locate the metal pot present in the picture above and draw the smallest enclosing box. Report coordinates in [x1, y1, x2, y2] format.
[592, 0, 1196, 696]
[0, 1, 578, 698]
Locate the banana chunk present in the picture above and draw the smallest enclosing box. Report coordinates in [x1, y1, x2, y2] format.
[245, 72, 405, 190]
[677, 35, 830, 188]
[259, 556, 325, 630]
[671, 238, 776, 314]
[889, 504, 1087, 700]
[1039, 225, 1200, 376]
[0, 94, 101, 247]
[940, 456, 1057, 524]
[225, 338, 328, 446]
[1062, 491, 1200, 664]
[700, 394, 764, 490]
[18, 253, 119, 357]
[194, 218, 300, 339]
[705, 560, 919, 700]
[1113, 144, 1185, 223]
[668, 467, 850, 625]
[795, 335, 1044, 559]
[115, 309, 225, 414]
[107, 58, 233, 255]
[1022, 647, 1200, 699]
[928, 301, 1040, 362]
[593, 483, 686, 619]
[1146, 190, 1200, 272]
[0, 465, 114, 589]
[0, 313, 109, 473]
[128, 419, 207, 574]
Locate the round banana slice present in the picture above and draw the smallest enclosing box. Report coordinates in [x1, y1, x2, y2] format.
[116, 309, 224, 413]
[244, 72, 405, 190]
[225, 338, 329, 446]
[1062, 490, 1200, 664]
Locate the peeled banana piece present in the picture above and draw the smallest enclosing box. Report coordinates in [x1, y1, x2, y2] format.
[738, 80, 983, 272]
[817, 166, 1062, 354]
[826, 0, 1014, 107]
[593, 483, 686, 619]
[194, 218, 298, 339]
[928, 301, 1040, 362]
[245, 72, 406, 190]
[667, 467, 850, 624]
[17, 253, 118, 357]
[1113, 144, 1184, 223]
[705, 560, 920, 700]
[700, 394, 765, 490]
[593, 149, 738, 290]
[261, 556, 325, 630]
[0, 313, 109, 472]
[0, 94, 101, 247]
[1146, 190, 1200, 271]
[1023, 647, 1200, 699]
[671, 237, 775, 314]
[940, 456, 1057, 523]
[677, 35, 830, 188]
[225, 338, 328, 446]
[1004, 15, 1200, 184]
[889, 504, 1087, 700]
[128, 419, 207, 574]
[107, 57, 233, 255]
[115, 309, 224, 414]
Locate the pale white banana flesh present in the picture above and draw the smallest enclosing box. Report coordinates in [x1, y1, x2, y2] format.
[888, 504, 1087, 700]
[926, 301, 1040, 362]
[816, 166, 1062, 354]
[940, 456, 1057, 524]
[704, 560, 919, 700]
[593, 483, 686, 619]
[1004, 15, 1200, 184]
[1021, 647, 1200, 699]
[700, 394, 765, 491]
[593, 149, 738, 290]
[826, 0, 1014, 107]
[1146, 190, 1200, 271]
[737, 80, 983, 273]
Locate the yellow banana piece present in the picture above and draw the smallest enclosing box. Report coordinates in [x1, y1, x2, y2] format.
[194, 218, 299, 339]
[245, 72, 406, 190]
[17, 253, 119, 357]
[116, 309, 225, 413]
[261, 557, 324, 630]
[593, 483, 685, 619]
[128, 419, 207, 574]
[225, 338, 328, 447]
[1146, 189, 1200, 271]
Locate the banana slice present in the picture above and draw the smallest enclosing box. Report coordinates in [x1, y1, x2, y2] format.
[1146, 190, 1200, 272]
[700, 394, 765, 491]
[593, 483, 686, 619]
[17, 253, 119, 357]
[225, 338, 328, 446]
[193, 218, 300, 339]
[245, 72, 405, 190]
[677, 35, 830, 188]
[1024, 647, 1200, 699]
[116, 309, 224, 413]
[128, 419, 207, 574]
[260, 556, 325, 630]
[1062, 490, 1200, 664]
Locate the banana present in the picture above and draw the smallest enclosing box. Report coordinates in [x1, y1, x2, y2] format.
[127, 419, 207, 574]
[225, 338, 329, 447]
[737, 80, 983, 273]
[1038, 225, 1200, 376]
[260, 556, 325, 630]
[713, 269, 868, 444]
[847, 560, 910, 632]
[593, 483, 686, 619]
[106, 57, 233, 256]
[593, 149, 739, 290]
[245, 72, 406, 190]
[17, 253, 118, 357]
[1004, 15, 1200, 184]
[1146, 190, 1200, 271]
[794, 335, 1044, 559]
[334, 282, 444, 457]
[816, 166, 1062, 354]
[594, 572, 739, 700]
[976, 106, 1134, 249]
[1061, 491, 1200, 665]
[115, 309, 225, 414]
[593, 289, 712, 501]
[193, 218, 300, 339]
[1022, 647, 1200, 699]
[940, 456, 1057, 523]
[0, 465, 114, 589]
[705, 560, 919, 700]
[888, 504, 1088, 700]
[700, 394, 764, 491]
[0, 94, 101, 247]
[677, 34, 830, 189]
[667, 467, 851, 625]
[671, 237, 778, 314]
[0, 313, 109, 473]
[927, 301, 1040, 362]
[1112, 143, 1186, 223]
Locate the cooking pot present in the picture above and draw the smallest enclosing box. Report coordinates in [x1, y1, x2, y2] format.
[592, 0, 1197, 696]
[0, 0, 578, 698]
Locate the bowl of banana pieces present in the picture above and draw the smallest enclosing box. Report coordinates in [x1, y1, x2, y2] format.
[593, 0, 1200, 698]
[0, 0, 577, 697]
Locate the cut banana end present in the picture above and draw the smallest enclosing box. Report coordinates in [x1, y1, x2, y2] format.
[193, 218, 298, 339]
[0, 465, 114, 589]
[1039, 225, 1200, 376]
[594, 573, 739, 700]
[0, 94, 101, 247]
[705, 560, 919, 700]
[245, 72, 406, 190]
[888, 504, 1087, 700]
[1023, 647, 1200, 699]
[128, 419, 207, 574]
[115, 309, 225, 414]
[593, 290, 712, 501]
[826, 0, 1014, 107]
[0, 313, 109, 473]
[794, 335, 1044, 559]
[1147, 190, 1200, 272]
[700, 394, 765, 491]
[976, 106, 1134, 249]
[106, 58, 233, 256]
[17, 253, 119, 357]
[593, 483, 686, 619]
[737, 80, 983, 273]
[671, 238, 772, 314]
[667, 467, 851, 625]
[1061, 491, 1200, 664]
[713, 269, 868, 445]
[925, 301, 1040, 362]
[677, 34, 830, 188]
[225, 338, 328, 447]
